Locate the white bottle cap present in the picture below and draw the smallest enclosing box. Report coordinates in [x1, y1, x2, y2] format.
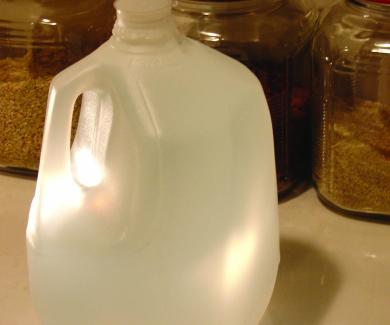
[115, 0, 171, 14]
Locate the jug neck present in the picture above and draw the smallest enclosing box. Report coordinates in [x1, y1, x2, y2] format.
[112, 2, 181, 52]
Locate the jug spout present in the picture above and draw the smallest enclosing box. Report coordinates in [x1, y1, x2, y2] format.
[112, 0, 181, 51]
[115, 0, 171, 17]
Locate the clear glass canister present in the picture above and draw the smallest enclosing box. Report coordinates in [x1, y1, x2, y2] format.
[312, 0, 390, 217]
[172, 0, 319, 198]
[0, 0, 115, 175]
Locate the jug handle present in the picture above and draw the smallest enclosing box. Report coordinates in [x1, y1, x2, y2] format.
[38, 63, 100, 181]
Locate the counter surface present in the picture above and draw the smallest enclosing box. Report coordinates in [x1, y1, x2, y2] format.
[1, 174, 389, 325]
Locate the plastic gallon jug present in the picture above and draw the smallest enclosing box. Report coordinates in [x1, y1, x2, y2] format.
[26, 0, 280, 324]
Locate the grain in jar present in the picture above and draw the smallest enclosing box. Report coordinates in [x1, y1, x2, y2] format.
[0, 0, 115, 175]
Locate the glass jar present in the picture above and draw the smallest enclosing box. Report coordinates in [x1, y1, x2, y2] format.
[172, 0, 318, 198]
[0, 0, 115, 175]
[312, 0, 390, 217]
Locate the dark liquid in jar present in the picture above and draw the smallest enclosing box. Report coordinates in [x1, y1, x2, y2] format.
[215, 41, 312, 196]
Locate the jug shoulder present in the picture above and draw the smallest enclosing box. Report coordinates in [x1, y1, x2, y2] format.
[183, 38, 262, 88]
[50, 37, 262, 98]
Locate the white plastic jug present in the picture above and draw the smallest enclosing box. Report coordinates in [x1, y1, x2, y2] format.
[26, 0, 280, 324]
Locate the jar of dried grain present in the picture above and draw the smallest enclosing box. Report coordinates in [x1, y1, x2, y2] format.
[0, 0, 115, 175]
[312, 0, 390, 217]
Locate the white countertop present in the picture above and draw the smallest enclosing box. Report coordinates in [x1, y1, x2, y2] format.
[1, 173, 389, 325]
